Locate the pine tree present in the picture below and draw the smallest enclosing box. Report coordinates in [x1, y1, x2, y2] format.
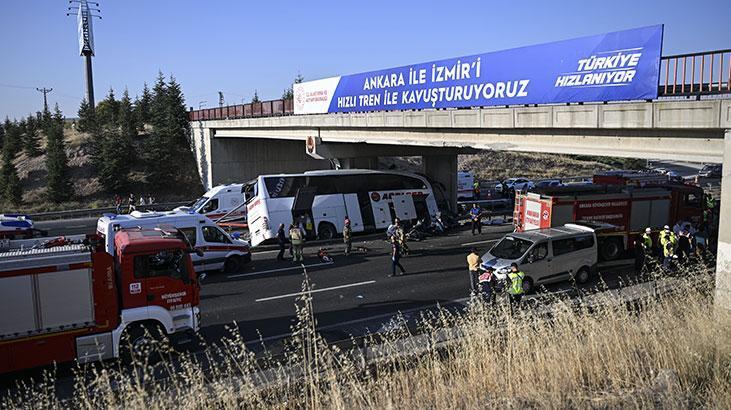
[23, 114, 42, 157]
[96, 88, 120, 128]
[2, 119, 21, 159]
[0, 143, 22, 205]
[0, 119, 5, 151]
[251, 90, 260, 103]
[0, 119, 22, 205]
[143, 72, 173, 188]
[282, 73, 304, 100]
[90, 89, 135, 193]
[77, 98, 98, 134]
[135, 82, 152, 129]
[143, 72, 200, 190]
[44, 105, 73, 203]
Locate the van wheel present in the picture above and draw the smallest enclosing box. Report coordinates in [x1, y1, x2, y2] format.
[576, 267, 591, 284]
[317, 223, 337, 240]
[522, 277, 534, 294]
[120, 322, 169, 363]
[599, 238, 622, 261]
[224, 255, 242, 273]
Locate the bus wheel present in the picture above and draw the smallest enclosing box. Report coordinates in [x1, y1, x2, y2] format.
[317, 223, 337, 240]
[224, 255, 242, 273]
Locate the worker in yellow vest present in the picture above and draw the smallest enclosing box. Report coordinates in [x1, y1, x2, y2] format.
[507, 262, 525, 310]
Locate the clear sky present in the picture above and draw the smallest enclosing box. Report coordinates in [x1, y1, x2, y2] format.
[1, 0, 730, 119]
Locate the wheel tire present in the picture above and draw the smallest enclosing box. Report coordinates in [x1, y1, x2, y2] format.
[224, 255, 242, 273]
[317, 223, 337, 240]
[600, 239, 621, 261]
[522, 277, 534, 294]
[120, 323, 169, 363]
[575, 266, 591, 284]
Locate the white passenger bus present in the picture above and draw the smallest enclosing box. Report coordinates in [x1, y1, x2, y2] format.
[244, 169, 445, 247]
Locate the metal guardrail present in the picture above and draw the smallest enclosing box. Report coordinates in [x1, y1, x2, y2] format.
[27, 201, 191, 221]
[659, 49, 731, 96]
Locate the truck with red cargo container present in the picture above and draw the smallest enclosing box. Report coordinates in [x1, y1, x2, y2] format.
[513, 183, 704, 260]
[0, 228, 201, 374]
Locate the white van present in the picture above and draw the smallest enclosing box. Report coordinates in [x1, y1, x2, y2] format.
[96, 211, 251, 273]
[177, 184, 246, 221]
[480, 223, 598, 292]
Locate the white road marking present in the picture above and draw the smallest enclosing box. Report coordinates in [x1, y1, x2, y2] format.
[255, 280, 376, 302]
[461, 239, 499, 247]
[227, 261, 334, 279]
[251, 249, 283, 255]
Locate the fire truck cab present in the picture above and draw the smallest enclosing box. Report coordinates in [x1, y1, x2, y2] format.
[0, 228, 200, 374]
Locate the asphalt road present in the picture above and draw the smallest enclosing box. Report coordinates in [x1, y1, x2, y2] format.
[197, 223, 640, 345]
[198, 225, 512, 344]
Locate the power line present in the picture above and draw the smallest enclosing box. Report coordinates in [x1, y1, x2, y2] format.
[0, 82, 37, 90]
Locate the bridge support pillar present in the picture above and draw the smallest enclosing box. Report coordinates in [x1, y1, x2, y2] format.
[423, 154, 457, 213]
[716, 129, 731, 321]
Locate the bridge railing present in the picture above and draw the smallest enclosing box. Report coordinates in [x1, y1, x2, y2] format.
[189, 49, 731, 122]
[659, 49, 731, 96]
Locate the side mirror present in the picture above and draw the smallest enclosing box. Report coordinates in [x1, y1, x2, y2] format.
[194, 249, 204, 257]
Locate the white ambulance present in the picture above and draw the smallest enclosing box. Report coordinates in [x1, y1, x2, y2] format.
[96, 211, 251, 273]
[177, 184, 246, 221]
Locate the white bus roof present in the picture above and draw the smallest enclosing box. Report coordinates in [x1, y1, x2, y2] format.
[258, 169, 427, 179]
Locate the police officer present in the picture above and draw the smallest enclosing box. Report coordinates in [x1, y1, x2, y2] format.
[470, 204, 482, 235]
[507, 262, 525, 311]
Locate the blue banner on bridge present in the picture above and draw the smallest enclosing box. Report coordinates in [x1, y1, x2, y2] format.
[294, 25, 663, 114]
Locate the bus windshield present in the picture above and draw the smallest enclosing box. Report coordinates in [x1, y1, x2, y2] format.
[490, 236, 534, 260]
[243, 181, 258, 203]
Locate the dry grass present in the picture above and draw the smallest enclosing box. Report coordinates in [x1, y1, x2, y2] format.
[2, 267, 730, 409]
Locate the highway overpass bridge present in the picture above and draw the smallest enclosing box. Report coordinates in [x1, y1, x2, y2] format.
[188, 48, 731, 318]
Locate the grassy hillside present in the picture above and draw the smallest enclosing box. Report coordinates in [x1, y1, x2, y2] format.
[460, 151, 620, 181]
[381, 152, 643, 182]
[10, 122, 203, 214]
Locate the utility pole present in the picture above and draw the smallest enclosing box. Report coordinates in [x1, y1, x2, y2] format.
[36, 87, 53, 112]
[67, 1, 101, 108]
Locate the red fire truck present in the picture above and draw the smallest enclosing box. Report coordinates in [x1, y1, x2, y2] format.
[514, 183, 704, 260]
[0, 228, 201, 374]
